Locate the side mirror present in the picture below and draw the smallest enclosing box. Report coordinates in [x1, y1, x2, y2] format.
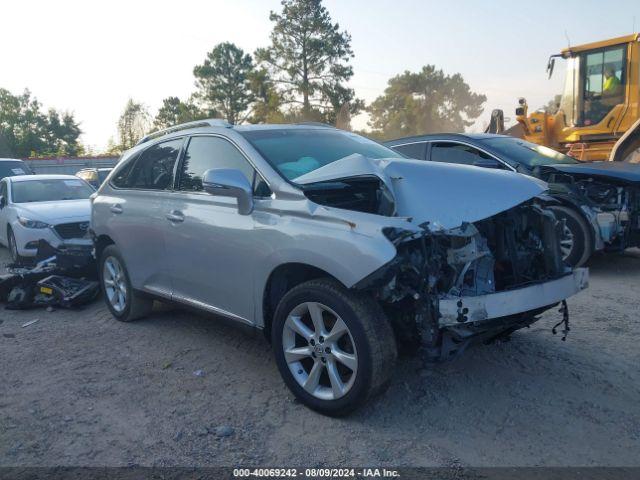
[547, 57, 555, 79]
[0, 195, 5, 209]
[202, 168, 254, 215]
[473, 158, 502, 169]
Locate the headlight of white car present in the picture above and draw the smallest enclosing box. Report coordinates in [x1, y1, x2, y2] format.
[17, 216, 50, 229]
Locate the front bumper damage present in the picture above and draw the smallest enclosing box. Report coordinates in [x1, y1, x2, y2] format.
[354, 199, 590, 360]
[439, 268, 588, 326]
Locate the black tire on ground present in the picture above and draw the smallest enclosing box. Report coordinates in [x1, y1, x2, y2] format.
[271, 278, 397, 416]
[7, 226, 23, 264]
[549, 205, 592, 267]
[99, 244, 153, 322]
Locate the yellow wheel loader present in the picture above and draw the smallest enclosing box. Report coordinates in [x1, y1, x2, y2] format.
[488, 34, 640, 163]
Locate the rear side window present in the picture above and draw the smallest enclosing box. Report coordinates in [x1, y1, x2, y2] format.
[392, 142, 426, 159]
[178, 136, 270, 196]
[110, 158, 137, 188]
[111, 138, 183, 190]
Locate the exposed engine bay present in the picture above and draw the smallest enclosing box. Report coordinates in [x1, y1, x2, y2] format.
[304, 174, 588, 359]
[371, 200, 578, 359]
[302, 176, 395, 216]
[541, 167, 640, 251]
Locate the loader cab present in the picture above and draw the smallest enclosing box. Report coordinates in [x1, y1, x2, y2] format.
[516, 34, 640, 161]
[557, 43, 627, 128]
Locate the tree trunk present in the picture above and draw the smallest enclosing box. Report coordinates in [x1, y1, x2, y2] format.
[302, 40, 310, 117]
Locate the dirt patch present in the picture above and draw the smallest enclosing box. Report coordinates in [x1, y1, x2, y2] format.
[1, 247, 639, 467]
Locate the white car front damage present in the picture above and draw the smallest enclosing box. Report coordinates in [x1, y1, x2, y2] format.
[298, 155, 589, 359]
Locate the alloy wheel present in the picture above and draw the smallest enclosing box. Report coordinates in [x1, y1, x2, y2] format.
[282, 301, 358, 401]
[103, 256, 127, 313]
[559, 223, 574, 260]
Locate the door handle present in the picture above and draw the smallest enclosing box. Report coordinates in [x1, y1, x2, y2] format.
[110, 204, 123, 214]
[166, 211, 184, 223]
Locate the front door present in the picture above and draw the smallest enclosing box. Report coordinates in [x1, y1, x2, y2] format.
[163, 135, 269, 324]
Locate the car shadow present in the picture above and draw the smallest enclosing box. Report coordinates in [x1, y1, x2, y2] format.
[586, 247, 640, 276]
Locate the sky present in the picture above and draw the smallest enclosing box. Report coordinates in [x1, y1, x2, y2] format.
[1, 0, 638, 152]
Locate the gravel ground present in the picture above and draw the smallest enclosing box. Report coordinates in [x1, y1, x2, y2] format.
[1, 246, 639, 468]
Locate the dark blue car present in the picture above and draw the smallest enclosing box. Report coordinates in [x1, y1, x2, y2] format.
[385, 133, 640, 267]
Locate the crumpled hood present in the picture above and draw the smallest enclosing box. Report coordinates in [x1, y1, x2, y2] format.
[295, 155, 548, 230]
[541, 161, 640, 183]
[17, 199, 91, 223]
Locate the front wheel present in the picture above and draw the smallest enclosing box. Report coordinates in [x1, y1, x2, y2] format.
[272, 278, 397, 416]
[549, 205, 592, 267]
[7, 227, 22, 264]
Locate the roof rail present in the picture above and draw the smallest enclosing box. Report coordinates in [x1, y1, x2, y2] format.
[296, 122, 335, 128]
[136, 119, 232, 146]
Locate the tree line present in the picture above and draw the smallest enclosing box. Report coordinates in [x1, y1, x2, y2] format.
[2, 0, 488, 157]
[0, 88, 83, 158]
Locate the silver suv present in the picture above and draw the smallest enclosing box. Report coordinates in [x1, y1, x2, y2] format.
[91, 120, 588, 415]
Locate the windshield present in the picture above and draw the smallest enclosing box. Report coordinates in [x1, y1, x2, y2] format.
[239, 128, 403, 181]
[11, 178, 94, 203]
[0, 161, 31, 179]
[481, 137, 578, 167]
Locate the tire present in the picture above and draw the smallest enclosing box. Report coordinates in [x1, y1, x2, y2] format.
[272, 278, 397, 416]
[99, 245, 153, 322]
[7, 226, 23, 264]
[549, 205, 592, 267]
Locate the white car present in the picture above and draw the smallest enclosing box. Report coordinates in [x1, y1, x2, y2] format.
[0, 174, 94, 262]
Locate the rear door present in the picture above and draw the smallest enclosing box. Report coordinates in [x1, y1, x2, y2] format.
[100, 137, 184, 296]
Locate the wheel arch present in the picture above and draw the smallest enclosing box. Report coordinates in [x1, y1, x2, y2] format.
[548, 195, 598, 253]
[261, 262, 347, 341]
[94, 234, 115, 260]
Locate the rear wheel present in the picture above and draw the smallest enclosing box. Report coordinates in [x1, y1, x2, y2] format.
[99, 245, 153, 322]
[549, 205, 592, 267]
[272, 278, 397, 416]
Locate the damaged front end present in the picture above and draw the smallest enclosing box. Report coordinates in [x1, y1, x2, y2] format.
[354, 199, 588, 360]
[298, 155, 588, 360]
[541, 165, 640, 251]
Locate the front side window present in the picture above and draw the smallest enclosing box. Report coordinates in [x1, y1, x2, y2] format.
[430, 142, 497, 166]
[580, 45, 625, 126]
[178, 136, 256, 192]
[113, 138, 183, 190]
[11, 178, 94, 203]
[239, 129, 403, 182]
